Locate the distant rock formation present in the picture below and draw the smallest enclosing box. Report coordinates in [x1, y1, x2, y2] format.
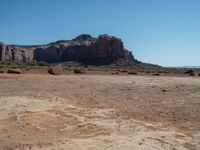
[0, 34, 159, 67]
[0, 42, 6, 62]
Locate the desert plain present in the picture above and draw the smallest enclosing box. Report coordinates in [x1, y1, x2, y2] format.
[0, 71, 200, 150]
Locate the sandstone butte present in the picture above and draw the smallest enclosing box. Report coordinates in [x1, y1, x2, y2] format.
[0, 34, 158, 67]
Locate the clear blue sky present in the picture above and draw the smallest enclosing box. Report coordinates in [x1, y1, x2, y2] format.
[0, 0, 200, 67]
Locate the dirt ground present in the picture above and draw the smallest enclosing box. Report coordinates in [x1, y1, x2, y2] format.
[0, 73, 200, 150]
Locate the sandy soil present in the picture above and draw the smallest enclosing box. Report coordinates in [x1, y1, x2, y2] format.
[0, 74, 200, 150]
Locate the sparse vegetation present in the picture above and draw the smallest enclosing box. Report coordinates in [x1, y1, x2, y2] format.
[74, 69, 85, 74]
[145, 71, 151, 73]
[184, 69, 196, 76]
[111, 71, 119, 75]
[7, 69, 22, 74]
[37, 61, 51, 66]
[184, 69, 194, 74]
[153, 73, 160, 76]
[0, 62, 200, 77]
[128, 71, 138, 75]
[119, 69, 128, 73]
[189, 72, 195, 76]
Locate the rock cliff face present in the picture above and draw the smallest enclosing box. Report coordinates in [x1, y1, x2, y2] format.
[0, 42, 6, 62]
[0, 34, 157, 66]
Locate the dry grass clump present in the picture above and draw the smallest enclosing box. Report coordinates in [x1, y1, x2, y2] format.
[189, 72, 195, 76]
[128, 71, 138, 75]
[184, 69, 194, 74]
[145, 71, 151, 73]
[184, 69, 196, 76]
[111, 71, 119, 75]
[162, 71, 169, 74]
[74, 69, 85, 74]
[7, 69, 22, 74]
[119, 69, 128, 73]
[0, 69, 4, 73]
[152, 73, 160, 76]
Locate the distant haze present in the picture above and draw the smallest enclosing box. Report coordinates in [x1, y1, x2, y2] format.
[0, 0, 199, 67]
[179, 66, 200, 69]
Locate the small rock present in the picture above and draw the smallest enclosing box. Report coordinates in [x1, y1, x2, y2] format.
[48, 64, 64, 75]
[0, 69, 4, 73]
[162, 89, 171, 92]
[7, 69, 22, 74]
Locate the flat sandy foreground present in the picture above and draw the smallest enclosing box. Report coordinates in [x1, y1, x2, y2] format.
[0, 74, 200, 150]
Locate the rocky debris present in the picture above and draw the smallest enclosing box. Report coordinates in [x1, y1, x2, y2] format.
[7, 69, 22, 74]
[0, 34, 159, 67]
[48, 64, 64, 75]
[0, 69, 4, 73]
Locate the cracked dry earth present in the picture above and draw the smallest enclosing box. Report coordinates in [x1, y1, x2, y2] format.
[0, 74, 200, 150]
